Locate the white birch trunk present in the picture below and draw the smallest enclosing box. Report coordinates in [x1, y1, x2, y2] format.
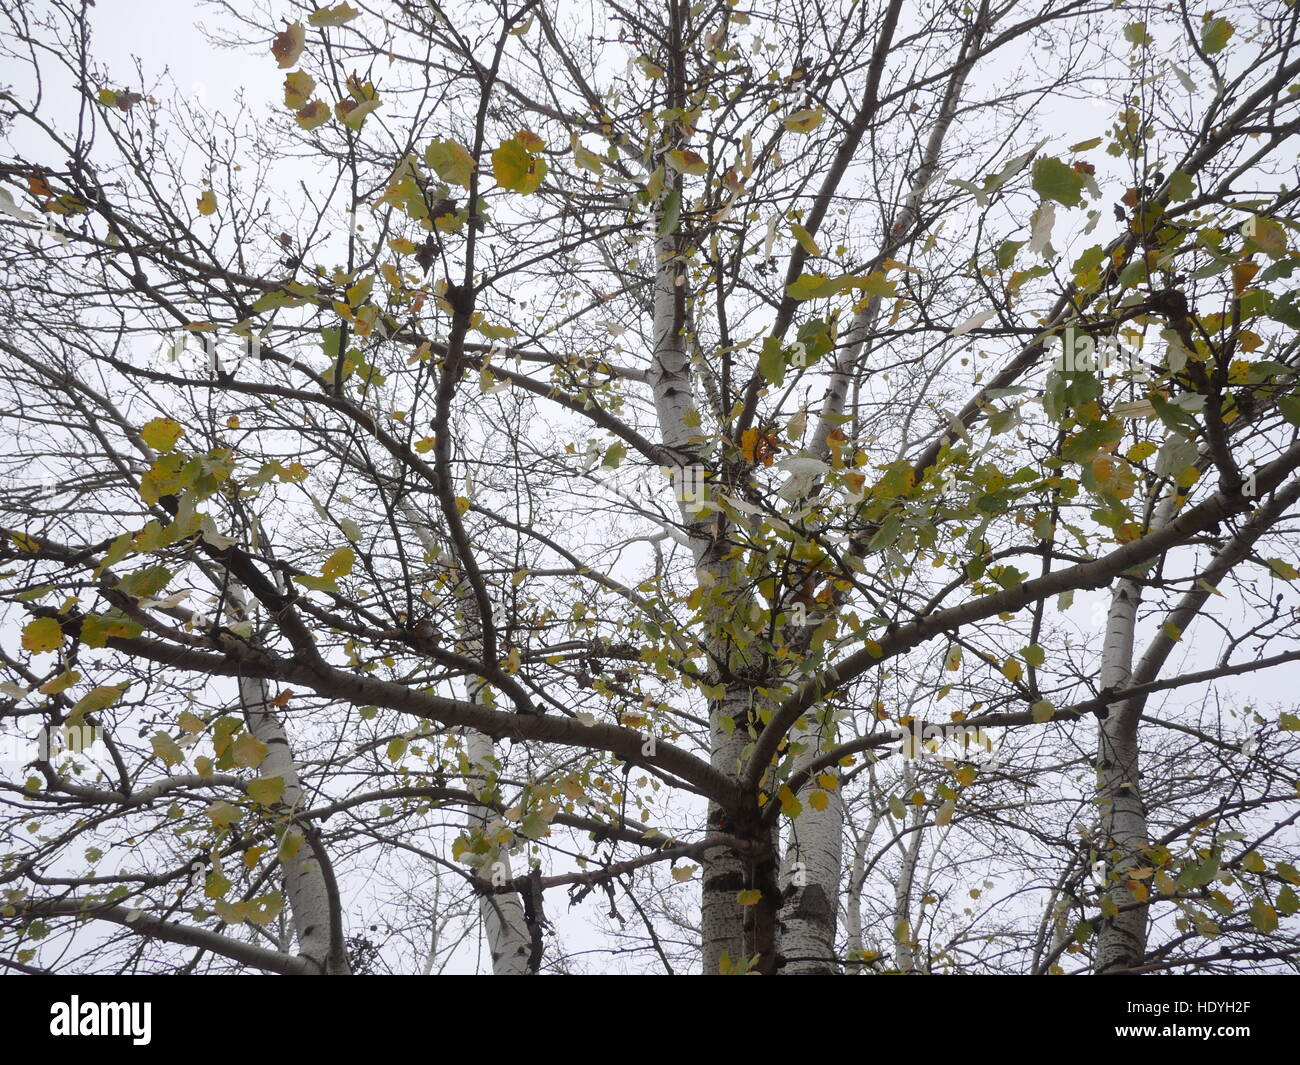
[1092, 497, 1173, 972]
[776, 714, 844, 974]
[399, 500, 533, 973]
[238, 672, 347, 973]
[892, 805, 925, 974]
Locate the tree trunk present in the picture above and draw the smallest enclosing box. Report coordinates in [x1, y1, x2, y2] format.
[238, 674, 349, 973]
[776, 714, 844, 974]
[1093, 572, 1148, 973]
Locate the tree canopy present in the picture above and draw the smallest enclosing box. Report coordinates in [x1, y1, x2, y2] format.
[2, 0, 1300, 975]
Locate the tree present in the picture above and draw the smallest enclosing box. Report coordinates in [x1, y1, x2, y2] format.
[2, 0, 1300, 976]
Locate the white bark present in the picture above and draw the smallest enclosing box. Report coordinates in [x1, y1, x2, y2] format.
[399, 500, 533, 973]
[237, 673, 347, 973]
[776, 715, 844, 974]
[1092, 496, 1173, 972]
[892, 805, 925, 974]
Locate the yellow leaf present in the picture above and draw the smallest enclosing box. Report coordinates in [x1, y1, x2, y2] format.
[140, 417, 184, 452]
[296, 99, 330, 130]
[247, 775, 285, 806]
[790, 223, 822, 256]
[271, 22, 306, 69]
[667, 149, 707, 175]
[736, 889, 763, 906]
[336, 96, 381, 130]
[321, 546, 356, 579]
[672, 865, 697, 883]
[1031, 699, 1055, 723]
[283, 70, 316, 108]
[178, 711, 205, 733]
[232, 732, 270, 769]
[150, 732, 184, 767]
[782, 109, 824, 134]
[21, 617, 63, 654]
[492, 137, 547, 195]
[809, 790, 829, 811]
[207, 801, 242, 827]
[308, 3, 360, 27]
[196, 189, 217, 217]
[39, 669, 79, 694]
[516, 128, 545, 152]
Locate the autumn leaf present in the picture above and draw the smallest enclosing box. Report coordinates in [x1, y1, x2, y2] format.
[196, 189, 217, 217]
[247, 775, 286, 805]
[296, 99, 330, 130]
[283, 70, 316, 109]
[492, 136, 547, 194]
[1201, 16, 1234, 55]
[321, 546, 356, 579]
[271, 22, 306, 69]
[22, 617, 63, 654]
[425, 138, 476, 188]
[336, 96, 381, 130]
[232, 732, 270, 768]
[140, 417, 184, 452]
[667, 149, 706, 175]
[782, 109, 824, 134]
[151, 732, 185, 767]
[308, 4, 360, 27]
[39, 670, 79, 695]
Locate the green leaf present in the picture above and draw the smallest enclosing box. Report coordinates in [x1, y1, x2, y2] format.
[1249, 897, 1278, 933]
[80, 612, 143, 648]
[118, 566, 172, 598]
[1166, 170, 1194, 202]
[425, 138, 476, 188]
[758, 337, 786, 386]
[1123, 22, 1152, 48]
[1030, 700, 1055, 723]
[1031, 157, 1085, 208]
[1201, 16, 1234, 54]
[1278, 394, 1300, 427]
[657, 188, 681, 237]
[21, 617, 63, 654]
